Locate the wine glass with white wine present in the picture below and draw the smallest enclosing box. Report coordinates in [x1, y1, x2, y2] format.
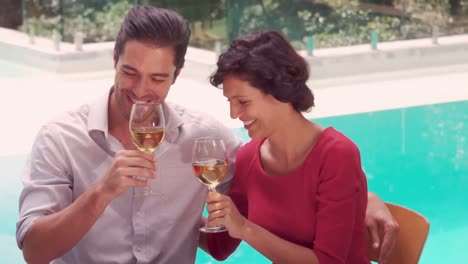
[129, 102, 165, 196]
[192, 136, 228, 233]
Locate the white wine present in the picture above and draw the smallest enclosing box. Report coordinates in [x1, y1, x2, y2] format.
[192, 159, 227, 189]
[130, 127, 165, 152]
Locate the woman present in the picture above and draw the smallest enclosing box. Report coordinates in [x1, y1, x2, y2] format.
[205, 30, 370, 263]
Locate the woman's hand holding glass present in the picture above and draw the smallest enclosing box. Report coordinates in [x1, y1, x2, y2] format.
[205, 191, 249, 239]
[129, 102, 165, 196]
[192, 137, 228, 233]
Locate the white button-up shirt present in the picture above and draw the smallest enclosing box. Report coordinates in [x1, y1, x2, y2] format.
[17, 89, 243, 264]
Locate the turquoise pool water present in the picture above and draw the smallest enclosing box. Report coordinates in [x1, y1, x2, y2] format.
[2, 100, 467, 263]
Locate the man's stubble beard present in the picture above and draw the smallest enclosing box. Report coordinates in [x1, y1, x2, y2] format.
[114, 86, 131, 122]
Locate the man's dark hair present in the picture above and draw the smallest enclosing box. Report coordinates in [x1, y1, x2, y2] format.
[114, 5, 191, 69]
[210, 30, 314, 112]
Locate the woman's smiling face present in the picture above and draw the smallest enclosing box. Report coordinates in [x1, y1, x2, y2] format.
[222, 75, 285, 139]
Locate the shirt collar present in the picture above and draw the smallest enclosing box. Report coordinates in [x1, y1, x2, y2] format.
[162, 101, 184, 143]
[87, 87, 112, 138]
[86, 88, 113, 154]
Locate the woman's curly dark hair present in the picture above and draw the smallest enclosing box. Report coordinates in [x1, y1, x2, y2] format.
[210, 30, 314, 112]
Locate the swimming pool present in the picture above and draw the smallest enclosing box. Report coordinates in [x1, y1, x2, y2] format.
[1, 99, 466, 263]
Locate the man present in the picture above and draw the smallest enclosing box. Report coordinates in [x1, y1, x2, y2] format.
[17, 6, 241, 263]
[17, 5, 397, 264]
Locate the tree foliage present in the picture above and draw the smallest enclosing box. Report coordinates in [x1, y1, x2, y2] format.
[14, 0, 468, 48]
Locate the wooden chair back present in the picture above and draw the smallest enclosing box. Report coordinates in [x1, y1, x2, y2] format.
[367, 202, 430, 264]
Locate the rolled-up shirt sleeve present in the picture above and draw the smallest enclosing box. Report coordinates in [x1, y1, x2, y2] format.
[313, 142, 367, 264]
[16, 125, 73, 249]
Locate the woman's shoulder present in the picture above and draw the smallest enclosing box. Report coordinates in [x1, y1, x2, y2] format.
[237, 138, 263, 160]
[316, 127, 360, 156]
